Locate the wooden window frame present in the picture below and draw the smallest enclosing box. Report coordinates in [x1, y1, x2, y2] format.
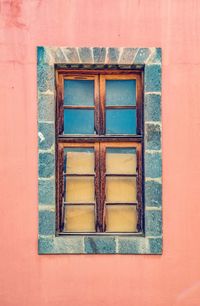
[56, 69, 144, 236]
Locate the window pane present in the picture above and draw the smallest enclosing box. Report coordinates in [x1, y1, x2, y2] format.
[64, 80, 94, 106]
[106, 177, 137, 203]
[64, 109, 94, 134]
[106, 148, 136, 174]
[106, 205, 137, 232]
[106, 80, 136, 106]
[64, 205, 95, 232]
[65, 177, 94, 203]
[106, 109, 136, 134]
[64, 148, 94, 174]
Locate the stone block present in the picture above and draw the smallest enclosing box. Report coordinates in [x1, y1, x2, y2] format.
[38, 179, 55, 205]
[145, 65, 161, 92]
[144, 94, 161, 122]
[38, 237, 54, 254]
[107, 48, 120, 64]
[134, 48, 151, 64]
[37, 46, 51, 65]
[37, 63, 54, 93]
[38, 94, 54, 122]
[119, 48, 138, 64]
[148, 48, 162, 64]
[84, 236, 116, 254]
[145, 152, 162, 178]
[39, 210, 55, 235]
[149, 238, 162, 254]
[78, 48, 93, 63]
[39, 153, 55, 178]
[63, 48, 79, 63]
[93, 48, 106, 63]
[38, 122, 54, 150]
[118, 237, 149, 254]
[145, 180, 162, 207]
[145, 123, 161, 150]
[53, 237, 84, 254]
[55, 48, 67, 63]
[145, 210, 162, 236]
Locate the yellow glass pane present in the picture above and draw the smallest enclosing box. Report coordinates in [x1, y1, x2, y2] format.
[64, 205, 95, 232]
[106, 177, 137, 203]
[66, 152, 94, 174]
[106, 205, 138, 232]
[106, 151, 136, 174]
[65, 177, 94, 203]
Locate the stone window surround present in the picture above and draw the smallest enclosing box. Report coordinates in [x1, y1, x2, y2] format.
[38, 47, 162, 254]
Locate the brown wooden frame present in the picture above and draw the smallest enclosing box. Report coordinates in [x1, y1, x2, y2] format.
[56, 69, 144, 235]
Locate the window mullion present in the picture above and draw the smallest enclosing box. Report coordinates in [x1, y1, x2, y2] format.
[94, 142, 101, 232]
[94, 75, 100, 135]
[99, 75, 105, 135]
[99, 143, 106, 232]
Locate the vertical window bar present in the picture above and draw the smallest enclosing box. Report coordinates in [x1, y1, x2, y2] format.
[99, 75, 106, 135]
[99, 143, 106, 232]
[136, 74, 143, 135]
[136, 144, 143, 232]
[56, 145, 64, 232]
[56, 72, 64, 135]
[94, 75, 100, 135]
[94, 143, 101, 232]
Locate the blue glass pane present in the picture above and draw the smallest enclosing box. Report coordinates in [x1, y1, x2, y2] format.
[106, 80, 136, 106]
[64, 80, 94, 105]
[106, 109, 136, 134]
[64, 109, 94, 134]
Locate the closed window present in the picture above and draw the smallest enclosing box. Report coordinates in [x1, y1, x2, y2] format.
[56, 70, 143, 234]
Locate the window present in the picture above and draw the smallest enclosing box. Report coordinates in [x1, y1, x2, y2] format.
[56, 70, 143, 235]
[38, 47, 162, 254]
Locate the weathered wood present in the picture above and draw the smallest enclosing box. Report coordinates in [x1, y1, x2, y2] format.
[57, 69, 142, 75]
[99, 75, 105, 134]
[63, 173, 95, 177]
[56, 69, 144, 234]
[105, 174, 137, 177]
[136, 144, 143, 233]
[94, 143, 101, 232]
[63, 105, 94, 109]
[99, 144, 106, 232]
[63, 203, 95, 205]
[106, 105, 136, 109]
[136, 72, 143, 135]
[58, 136, 143, 143]
[56, 145, 64, 232]
[56, 71, 64, 135]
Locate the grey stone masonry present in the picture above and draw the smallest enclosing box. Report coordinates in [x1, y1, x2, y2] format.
[38, 47, 162, 254]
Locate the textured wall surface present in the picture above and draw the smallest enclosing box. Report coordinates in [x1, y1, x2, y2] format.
[0, 0, 200, 305]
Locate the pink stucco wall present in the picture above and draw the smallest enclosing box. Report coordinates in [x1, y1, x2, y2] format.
[0, 0, 200, 305]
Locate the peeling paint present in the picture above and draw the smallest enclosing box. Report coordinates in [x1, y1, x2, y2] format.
[38, 131, 45, 143]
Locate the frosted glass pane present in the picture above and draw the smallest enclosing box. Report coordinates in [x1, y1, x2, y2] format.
[65, 177, 94, 203]
[64, 80, 94, 106]
[106, 148, 136, 174]
[64, 148, 94, 174]
[64, 205, 95, 232]
[106, 80, 136, 106]
[106, 109, 136, 134]
[64, 109, 94, 134]
[106, 177, 137, 203]
[106, 205, 137, 232]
